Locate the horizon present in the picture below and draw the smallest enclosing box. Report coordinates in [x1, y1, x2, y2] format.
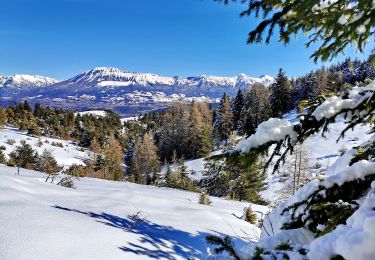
[0, 0, 373, 80]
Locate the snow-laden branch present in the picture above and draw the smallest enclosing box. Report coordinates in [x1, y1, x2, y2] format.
[232, 81, 375, 154]
[234, 118, 296, 154]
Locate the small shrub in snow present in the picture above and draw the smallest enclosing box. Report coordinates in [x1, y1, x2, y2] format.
[313, 161, 322, 169]
[63, 164, 90, 178]
[51, 142, 64, 148]
[198, 192, 212, 205]
[127, 211, 147, 229]
[5, 139, 16, 145]
[0, 145, 6, 150]
[57, 176, 75, 189]
[244, 206, 257, 224]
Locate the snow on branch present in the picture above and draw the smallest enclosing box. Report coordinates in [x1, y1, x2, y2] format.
[233, 118, 296, 154]
[229, 81, 374, 174]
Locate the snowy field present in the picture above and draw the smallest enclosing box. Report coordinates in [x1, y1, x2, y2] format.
[0, 165, 268, 260]
[0, 127, 89, 167]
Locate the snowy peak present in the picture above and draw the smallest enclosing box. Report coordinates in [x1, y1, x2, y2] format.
[63, 67, 273, 89]
[66, 67, 176, 87]
[0, 74, 58, 89]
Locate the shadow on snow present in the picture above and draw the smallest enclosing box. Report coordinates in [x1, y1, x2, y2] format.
[52, 205, 240, 259]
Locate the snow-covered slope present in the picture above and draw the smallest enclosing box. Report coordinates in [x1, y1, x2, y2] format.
[0, 165, 267, 260]
[0, 127, 89, 167]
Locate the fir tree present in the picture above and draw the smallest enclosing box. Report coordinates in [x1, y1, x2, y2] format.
[8, 140, 38, 171]
[270, 69, 292, 117]
[232, 89, 244, 133]
[219, 0, 375, 62]
[242, 83, 271, 135]
[36, 149, 61, 174]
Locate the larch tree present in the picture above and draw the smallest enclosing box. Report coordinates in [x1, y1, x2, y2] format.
[0, 107, 7, 127]
[102, 136, 124, 181]
[130, 132, 161, 185]
[215, 93, 234, 145]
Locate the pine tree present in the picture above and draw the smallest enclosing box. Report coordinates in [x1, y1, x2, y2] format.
[242, 83, 271, 135]
[8, 140, 38, 170]
[232, 89, 244, 133]
[270, 69, 292, 117]
[0, 150, 6, 164]
[215, 93, 233, 145]
[36, 149, 61, 174]
[0, 107, 7, 127]
[228, 157, 267, 204]
[130, 132, 160, 185]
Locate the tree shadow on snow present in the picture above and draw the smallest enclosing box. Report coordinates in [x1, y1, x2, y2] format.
[52, 205, 241, 259]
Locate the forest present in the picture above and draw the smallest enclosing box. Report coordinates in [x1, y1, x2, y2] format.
[0, 57, 373, 205]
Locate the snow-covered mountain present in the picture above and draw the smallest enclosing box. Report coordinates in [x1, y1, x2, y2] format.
[0, 74, 58, 90]
[63, 67, 273, 89]
[0, 67, 274, 116]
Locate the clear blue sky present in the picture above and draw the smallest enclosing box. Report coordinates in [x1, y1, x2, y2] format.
[0, 0, 373, 80]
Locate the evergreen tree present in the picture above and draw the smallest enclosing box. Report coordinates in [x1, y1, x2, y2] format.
[242, 83, 271, 135]
[228, 156, 267, 203]
[215, 93, 233, 145]
[270, 69, 292, 117]
[220, 0, 374, 62]
[0, 150, 6, 164]
[8, 140, 38, 170]
[35, 149, 61, 174]
[202, 153, 267, 204]
[232, 89, 244, 133]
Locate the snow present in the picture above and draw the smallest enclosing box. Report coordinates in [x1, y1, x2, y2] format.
[0, 74, 58, 88]
[0, 164, 268, 260]
[312, 83, 375, 121]
[75, 110, 108, 117]
[234, 118, 296, 154]
[67, 67, 274, 89]
[0, 127, 89, 167]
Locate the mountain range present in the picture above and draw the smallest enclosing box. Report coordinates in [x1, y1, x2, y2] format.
[0, 67, 274, 116]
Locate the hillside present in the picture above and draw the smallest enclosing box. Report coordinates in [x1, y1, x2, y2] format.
[0, 165, 267, 260]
